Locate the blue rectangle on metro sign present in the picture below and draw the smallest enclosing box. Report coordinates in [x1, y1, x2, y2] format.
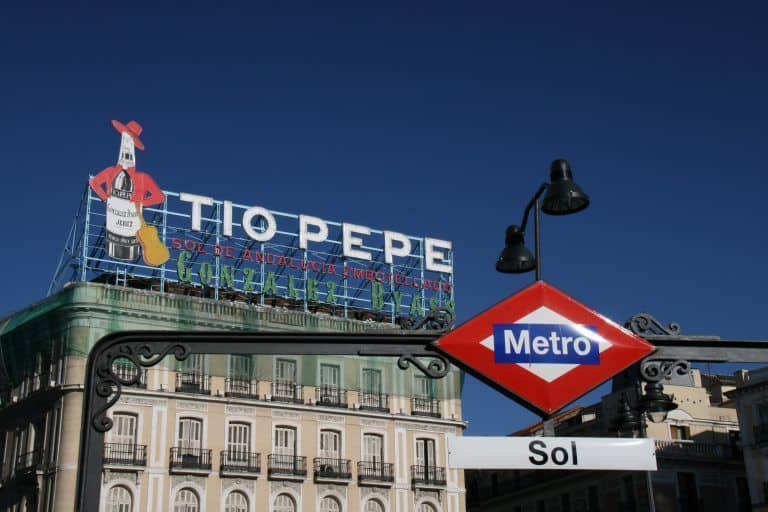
[493, 323, 600, 364]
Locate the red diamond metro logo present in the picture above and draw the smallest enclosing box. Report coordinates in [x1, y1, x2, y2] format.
[434, 281, 655, 415]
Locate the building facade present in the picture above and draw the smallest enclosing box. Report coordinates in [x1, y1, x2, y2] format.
[727, 367, 768, 511]
[466, 368, 748, 512]
[0, 282, 466, 512]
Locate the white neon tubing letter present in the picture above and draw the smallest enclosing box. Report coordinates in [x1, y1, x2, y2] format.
[425, 238, 453, 273]
[180, 192, 214, 232]
[299, 215, 329, 249]
[384, 231, 412, 264]
[223, 200, 233, 237]
[242, 206, 277, 242]
[343, 223, 372, 261]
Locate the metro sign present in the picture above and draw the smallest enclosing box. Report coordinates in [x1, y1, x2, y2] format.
[435, 281, 655, 415]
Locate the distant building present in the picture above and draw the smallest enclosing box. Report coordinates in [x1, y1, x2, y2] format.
[466, 368, 748, 512]
[727, 366, 768, 511]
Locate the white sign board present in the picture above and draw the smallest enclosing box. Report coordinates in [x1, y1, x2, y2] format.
[447, 436, 657, 471]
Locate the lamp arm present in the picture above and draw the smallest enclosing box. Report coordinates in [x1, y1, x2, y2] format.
[520, 183, 549, 232]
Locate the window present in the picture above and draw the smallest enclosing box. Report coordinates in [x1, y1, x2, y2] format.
[365, 499, 384, 512]
[418, 503, 437, 512]
[362, 368, 382, 393]
[274, 426, 296, 456]
[416, 438, 436, 467]
[274, 493, 296, 512]
[588, 485, 600, 512]
[106, 485, 132, 512]
[112, 413, 137, 446]
[677, 472, 698, 512]
[179, 354, 205, 374]
[670, 425, 691, 441]
[536, 500, 545, 512]
[178, 417, 202, 453]
[174, 488, 199, 512]
[414, 375, 436, 398]
[320, 429, 341, 459]
[227, 422, 251, 460]
[276, 359, 297, 382]
[320, 364, 341, 389]
[623, 475, 637, 512]
[561, 493, 571, 512]
[320, 496, 341, 512]
[230, 355, 251, 379]
[363, 434, 383, 463]
[225, 491, 248, 512]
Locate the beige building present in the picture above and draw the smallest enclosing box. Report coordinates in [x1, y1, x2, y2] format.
[466, 368, 748, 512]
[0, 282, 466, 512]
[727, 366, 768, 511]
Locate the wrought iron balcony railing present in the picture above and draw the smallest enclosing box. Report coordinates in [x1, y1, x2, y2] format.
[175, 372, 210, 395]
[15, 450, 42, 474]
[358, 461, 395, 484]
[270, 381, 304, 404]
[104, 443, 147, 466]
[267, 454, 307, 477]
[411, 465, 447, 486]
[755, 424, 768, 446]
[220, 450, 261, 474]
[654, 440, 732, 459]
[169, 447, 212, 471]
[411, 396, 441, 418]
[113, 364, 147, 388]
[359, 391, 390, 412]
[314, 457, 352, 480]
[315, 386, 348, 408]
[225, 378, 258, 399]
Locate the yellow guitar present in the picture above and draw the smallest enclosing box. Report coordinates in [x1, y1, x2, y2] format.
[137, 208, 170, 267]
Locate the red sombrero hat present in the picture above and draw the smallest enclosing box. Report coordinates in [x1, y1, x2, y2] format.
[111, 119, 145, 151]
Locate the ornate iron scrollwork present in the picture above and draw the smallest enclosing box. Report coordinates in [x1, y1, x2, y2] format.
[396, 353, 451, 379]
[639, 358, 692, 383]
[92, 342, 190, 432]
[625, 313, 681, 337]
[403, 306, 455, 332]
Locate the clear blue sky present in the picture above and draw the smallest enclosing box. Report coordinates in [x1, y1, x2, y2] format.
[2, 2, 767, 434]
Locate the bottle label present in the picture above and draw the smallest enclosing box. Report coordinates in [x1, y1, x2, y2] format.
[106, 197, 141, 238]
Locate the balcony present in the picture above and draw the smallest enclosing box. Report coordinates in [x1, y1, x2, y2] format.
[169, 447, 212, 474]
[15, 450, 42, 475]
[225, 378, 259, 399]
[358, 461, 394, 486]
[359, 391, 389, 413]
[655, 440, 733, 460]
[175, 372, 210, 395]
[220, 450, 261, 478]
[315, 386, 348, 408]
[411, 465, 447, 488]
[412, 396, 441, 418]
[755, 424, 768, 446]
[104, 443, 147, 466]
[314, 457, 352, 482]
[268, 454, 307, 480]
[271, 381, 304, 404]
[113, 364, 147, 389]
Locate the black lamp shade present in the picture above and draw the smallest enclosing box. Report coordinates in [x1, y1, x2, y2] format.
[496, 225, 536, 274]
[641, 382, 678, 423]
[542, 159, 590, 215]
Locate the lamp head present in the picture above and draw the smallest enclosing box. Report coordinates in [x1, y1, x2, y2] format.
[496, 225, 536, 274]
[615, 393, 641, 436]
[542, 159, 590, 215]
[641, 382, 678, 423]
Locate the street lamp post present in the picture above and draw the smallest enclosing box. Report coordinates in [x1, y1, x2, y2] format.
[495, 159, 590, 434]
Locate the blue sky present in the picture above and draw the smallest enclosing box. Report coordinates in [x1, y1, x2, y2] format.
[2, 2, 767, 434]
